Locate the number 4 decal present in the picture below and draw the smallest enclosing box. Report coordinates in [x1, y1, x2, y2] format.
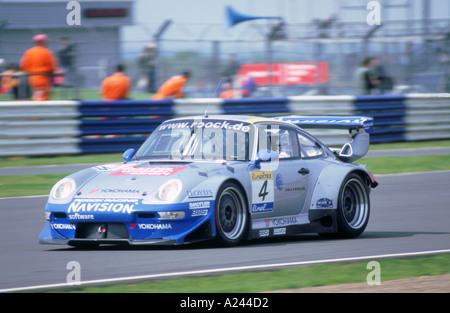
[258, 180, 269, 201]
[251, 171, 274, 213]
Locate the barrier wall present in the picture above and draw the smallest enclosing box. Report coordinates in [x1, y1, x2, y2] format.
[1, 94, 449, 156]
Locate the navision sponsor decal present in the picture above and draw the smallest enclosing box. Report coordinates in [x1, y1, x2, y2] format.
[68, 198, 138, 214]
[109, 166, 187, 177]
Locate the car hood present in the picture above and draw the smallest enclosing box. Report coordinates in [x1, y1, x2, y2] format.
[74, 160, 236, 201]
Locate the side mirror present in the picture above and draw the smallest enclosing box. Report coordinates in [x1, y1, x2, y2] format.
[122, 148, 136, 163]
[254, 150, 278, 169]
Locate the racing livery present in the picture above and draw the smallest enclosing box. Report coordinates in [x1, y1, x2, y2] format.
[39, 115, 378, 247]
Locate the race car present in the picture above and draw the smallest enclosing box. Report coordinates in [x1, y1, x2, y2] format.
[39, 114, 378, 247]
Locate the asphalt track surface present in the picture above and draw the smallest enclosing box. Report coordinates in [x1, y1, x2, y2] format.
[0, 168, 449, 292]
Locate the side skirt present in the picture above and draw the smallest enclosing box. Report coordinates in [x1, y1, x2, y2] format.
[249, 209, 337, 239]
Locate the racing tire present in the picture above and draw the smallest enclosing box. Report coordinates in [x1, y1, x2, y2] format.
[215, 182, 249, 247]
[335, 173, 370, 238]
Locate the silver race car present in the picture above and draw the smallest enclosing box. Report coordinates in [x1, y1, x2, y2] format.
[39, 115, 378, 247]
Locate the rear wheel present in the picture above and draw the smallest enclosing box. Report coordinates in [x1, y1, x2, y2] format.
[215, 182, 249, 247]
[336, 173, 370, 238]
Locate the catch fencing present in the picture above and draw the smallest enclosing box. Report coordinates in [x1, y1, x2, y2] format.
[1, 94, 449, 156]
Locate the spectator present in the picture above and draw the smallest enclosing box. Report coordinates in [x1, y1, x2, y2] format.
[0, 58, 5, 91]
[57, 37, 76, 87]
[241, 74, 256, 97]
[354, 57, 379, 95]
[1, 64, 15, 94]
[100, 64, 131, 101]
[371, 57, 393, 94]
[152, 70, 190, 100]
[138, 44, 157, 93]
[1, 63, 30, 100]
[221, 54, 240, 82]
[219, 81, 235, 99]
[20, 34, 57, 101]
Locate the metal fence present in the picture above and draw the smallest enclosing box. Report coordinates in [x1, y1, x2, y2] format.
[1, 17, 449, 98]
[1, 94, 449, 156]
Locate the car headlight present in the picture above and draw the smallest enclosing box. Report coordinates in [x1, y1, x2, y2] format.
[51, 178, 76, 201]
[158, 179, 182, 202]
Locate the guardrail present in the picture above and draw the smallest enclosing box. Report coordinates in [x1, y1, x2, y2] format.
[1, 94, 449, 156]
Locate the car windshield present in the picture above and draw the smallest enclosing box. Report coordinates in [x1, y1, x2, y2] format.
[136, 118, 255, 161]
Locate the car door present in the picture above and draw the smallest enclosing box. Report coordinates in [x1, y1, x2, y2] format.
[251, 124, 310, 217]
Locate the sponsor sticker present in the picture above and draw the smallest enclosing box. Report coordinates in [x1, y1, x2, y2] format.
[51, 223, 76, 230]
[191, 209, 208, 217]
[251, 171, 273, 181]
[68, 198, 138, 214]
[273, 227, 286, 235]
[158, 120, 252, 133]
[137, 223, 172, 230]
[189, 201, 211, 209]
[109, 166, 187, 177]
[251, 202, 274, 214]
[316, 198, 333, 209]
[275, 173, 284, 191]
[189, 201, 210, 217]
[252, 213, 309, 229]
[187, 190, 214, 198]
[251, 171, 274, 214]
[265, 217, 299, 228]
[68, 213, 95, 220]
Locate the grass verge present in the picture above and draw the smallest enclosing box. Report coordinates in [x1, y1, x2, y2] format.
[0, 140, 449, 168]
[63, 253, 450, 293]
[360, 154, 450, 174]
[0, 173, 69, 198]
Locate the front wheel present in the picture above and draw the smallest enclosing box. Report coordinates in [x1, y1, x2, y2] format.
[336, 173, 370, 238]
[215, 182, 249, 247]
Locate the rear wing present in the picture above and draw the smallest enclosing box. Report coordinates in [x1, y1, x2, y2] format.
[274, 115, 374, 134]
[274, 115, 374, 163]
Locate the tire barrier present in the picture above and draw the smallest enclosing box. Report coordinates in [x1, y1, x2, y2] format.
[1, 94, 449, 156]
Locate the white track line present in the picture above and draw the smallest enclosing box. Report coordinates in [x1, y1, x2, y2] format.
[1, 249, 449, 293]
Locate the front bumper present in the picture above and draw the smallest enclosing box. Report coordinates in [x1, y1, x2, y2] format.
[39, 200, 215, 246]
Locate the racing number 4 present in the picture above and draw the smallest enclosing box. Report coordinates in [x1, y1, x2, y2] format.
[258, 180, 269, 201]
[251, 171, 275, 213]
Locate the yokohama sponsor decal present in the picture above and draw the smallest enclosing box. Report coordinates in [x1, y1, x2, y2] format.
[252, 213, 309, 229]
[128, 223, 172, 230]
[109, 166, 187, 176]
